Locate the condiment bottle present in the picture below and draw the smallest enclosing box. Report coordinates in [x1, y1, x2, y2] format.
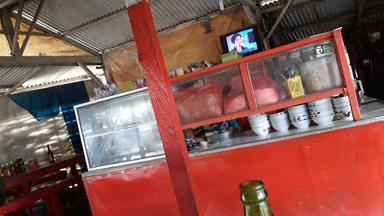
[9, 161, 16, 176]
[0, 163, 5, 177]
[4, 163, 11, 177]
[16, 157, 26, 173]
[240, 180, 273, 216]
[282, 65, 305, 98]
[47, 145, 55, 164]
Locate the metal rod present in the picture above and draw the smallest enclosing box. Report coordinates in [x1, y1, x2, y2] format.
[20, 0, 45, 55]
[266, 0, 294, 41]
[11, 0, 24, 56]
[77, 62, 104, 87]
[0, 30, 55, 36]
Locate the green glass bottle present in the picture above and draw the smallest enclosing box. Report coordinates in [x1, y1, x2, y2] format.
[240, 180, 273, 216]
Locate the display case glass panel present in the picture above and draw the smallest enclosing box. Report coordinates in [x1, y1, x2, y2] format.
[247, 40, 343, 106]
[171, 66, 249, 124]
[75, 89, 164, 171]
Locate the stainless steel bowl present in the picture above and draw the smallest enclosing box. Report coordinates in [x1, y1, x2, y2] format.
[206, 129, 234, 143]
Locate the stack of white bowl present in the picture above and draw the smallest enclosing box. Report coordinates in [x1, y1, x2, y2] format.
[287, 104, 310, 130]
[248, 114, 270, 136]
[308, 98, 335, 126]
[269, 111, 290, 133]
[332, 96, 353, 121]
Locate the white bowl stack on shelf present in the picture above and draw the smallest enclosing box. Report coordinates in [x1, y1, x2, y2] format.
[248, 114, 270, 136]
[332, 96, 353, 121]
[287, 104, 311, 130]
[308, 98, 335, 126]
[269, 111, 290, 133]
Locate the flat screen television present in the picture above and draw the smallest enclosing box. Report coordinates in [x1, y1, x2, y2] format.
[220, 26, 263, 56]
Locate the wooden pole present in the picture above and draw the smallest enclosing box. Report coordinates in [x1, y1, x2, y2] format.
[127, 1, 200, 215]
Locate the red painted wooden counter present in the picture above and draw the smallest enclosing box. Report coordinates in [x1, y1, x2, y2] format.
[82, 119, 384, 216]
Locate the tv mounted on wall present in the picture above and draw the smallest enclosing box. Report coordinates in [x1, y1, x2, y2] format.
[220, 26, 263, 56]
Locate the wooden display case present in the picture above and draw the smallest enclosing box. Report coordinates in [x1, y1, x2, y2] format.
[170, 30, 361, 129]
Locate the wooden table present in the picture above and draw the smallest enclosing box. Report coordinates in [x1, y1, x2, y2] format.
[0, 154, 86, 216]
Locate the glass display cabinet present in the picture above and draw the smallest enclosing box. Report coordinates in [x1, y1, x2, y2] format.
[170, 30, 360, 129]
[74, 88, 164, 171]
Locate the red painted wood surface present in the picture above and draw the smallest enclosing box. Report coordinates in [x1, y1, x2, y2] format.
[127, 1, 199, 215]
[1, 155, 85, 216]
[0, 177, 82, 216]
[4, 154, 85, 190]
[83, 121, 384, 216]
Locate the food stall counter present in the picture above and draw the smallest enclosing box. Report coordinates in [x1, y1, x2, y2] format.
[81, 99, 384, 216]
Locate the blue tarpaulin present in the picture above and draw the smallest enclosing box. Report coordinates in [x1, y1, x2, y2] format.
[10, 82, 89, 153]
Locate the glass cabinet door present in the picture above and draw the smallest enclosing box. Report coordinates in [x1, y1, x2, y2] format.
[75, 90, 164, 170]
[172, 66, 250, 124]
[247, 40, 343, 106]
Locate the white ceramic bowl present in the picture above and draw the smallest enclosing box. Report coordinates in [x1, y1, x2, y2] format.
[269, 111, 290, 132]
[334, 109, 353, 121]
[332, 96, 349, 105]
[308, 98, 332, 107]
[271, 121, 290, 132]
[291, 119, 310, 129]
[288, 104, 308, 114]
[269, 110, 288, 118]
[333, 103, 350, 108]
[269, 113, 288, 123]
[249, 120, 269, 128]
[248, 113, 268, 124]
[252, 125, 270, 136]
[312, 118, 334, 126]
[310, 108, 334, 117]
[309, 106, 333, 113]
[311, 112, 335, 125]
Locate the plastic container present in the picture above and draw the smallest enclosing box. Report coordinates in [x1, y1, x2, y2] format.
[299, 56, 333, 93]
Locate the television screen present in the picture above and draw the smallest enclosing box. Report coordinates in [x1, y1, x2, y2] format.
[221, 26, 262, 56]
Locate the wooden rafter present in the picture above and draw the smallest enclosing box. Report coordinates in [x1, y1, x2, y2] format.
[20, 0, 45, 55]
[0, 56, 102, 67]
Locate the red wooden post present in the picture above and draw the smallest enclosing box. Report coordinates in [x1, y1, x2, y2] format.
[332, 30, 361, 120]
[127, 1, 199, 215]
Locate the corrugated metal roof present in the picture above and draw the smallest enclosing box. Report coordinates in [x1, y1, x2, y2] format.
[20, 0, 240, 53]
[263, 0, 384, 42]
[0, 66, 104, 89]
[14, 0, 384, 54]
[68, 14, 132, 52]
[23, 0, 125, 33]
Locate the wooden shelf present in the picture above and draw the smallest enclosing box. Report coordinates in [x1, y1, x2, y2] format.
[173, 30, 361, 130]
[169, 60, 241, 84]
[181, 110, 253, 130]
